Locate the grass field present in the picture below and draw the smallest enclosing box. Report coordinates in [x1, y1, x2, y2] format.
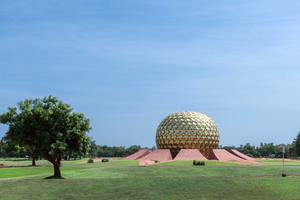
[1, 158, 300, 200]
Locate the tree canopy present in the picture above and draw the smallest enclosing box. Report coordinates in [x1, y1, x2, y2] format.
[0, 96, 91, 178]
[295, 132, 300, 156]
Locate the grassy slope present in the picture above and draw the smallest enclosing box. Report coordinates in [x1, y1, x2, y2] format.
[1, 159, 300, 200]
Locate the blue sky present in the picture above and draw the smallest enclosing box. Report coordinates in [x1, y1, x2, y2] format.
[1, 0, 300, 147]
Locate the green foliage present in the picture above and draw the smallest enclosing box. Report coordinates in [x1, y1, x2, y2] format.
[87, 158, 94, 163]
[96, 145, 126, 157]
[88, 140, 98, 158]
[94, 145, 143, 157]
[193, 160, 205, 166]
[295, 132, 300, 156]
[224, 142, 296, 158]
[240, 143, 260, 157]
[125, 145, 142, 155]
[286, 142, 297, 158]
[0, 96, 91, 178]
[221, 131, 300, 159]
[0, 138, 27, 157]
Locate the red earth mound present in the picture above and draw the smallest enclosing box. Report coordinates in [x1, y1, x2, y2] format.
[230, 149, 256, 161]
[140, 149, 172, 162]
[123, 149, 151, 160]
[174, 149, 207, 161]
[211, 149, 243, 162]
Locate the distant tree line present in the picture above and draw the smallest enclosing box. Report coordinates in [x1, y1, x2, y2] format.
[87, 141, 150, 158]
[3, 133, 300, 159]
[223, 132, 300, 159]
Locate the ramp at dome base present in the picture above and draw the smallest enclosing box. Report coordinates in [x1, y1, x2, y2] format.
[139, 149, 172, 162]
[123, 149, 151, 160]
[230, 149, 256, 161]
[211, 149, 244, 162]
[174, 149, 208, 160]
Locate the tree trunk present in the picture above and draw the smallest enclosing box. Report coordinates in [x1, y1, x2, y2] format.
[45, 154, 63, 179]
[32, 156, 36, 166]
[53, 162, 61, 178]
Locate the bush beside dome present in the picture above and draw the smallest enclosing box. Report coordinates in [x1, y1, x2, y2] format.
[156, 112, 219, 158]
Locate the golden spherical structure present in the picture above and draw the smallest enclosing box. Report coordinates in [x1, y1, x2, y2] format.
[156, 112, 219, 157]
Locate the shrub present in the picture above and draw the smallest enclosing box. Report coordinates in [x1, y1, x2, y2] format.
[193, 160, 205, 166]
[269, 154, 276, 158]
[87, 158, 94, 163]
[101, 158, 109, 162]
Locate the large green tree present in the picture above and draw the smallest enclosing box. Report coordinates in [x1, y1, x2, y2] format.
[295, 131, 300, 157]
[0, 96, 91, 178]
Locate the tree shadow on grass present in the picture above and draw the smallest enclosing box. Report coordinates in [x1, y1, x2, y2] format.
[44, 176, 65, 179]
[0, 164, 41, 168]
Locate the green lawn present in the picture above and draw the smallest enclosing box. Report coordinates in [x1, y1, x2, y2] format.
[1, 159, 300, 200]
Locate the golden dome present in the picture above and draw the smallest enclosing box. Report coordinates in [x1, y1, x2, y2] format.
[156, 112, 219, 157]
